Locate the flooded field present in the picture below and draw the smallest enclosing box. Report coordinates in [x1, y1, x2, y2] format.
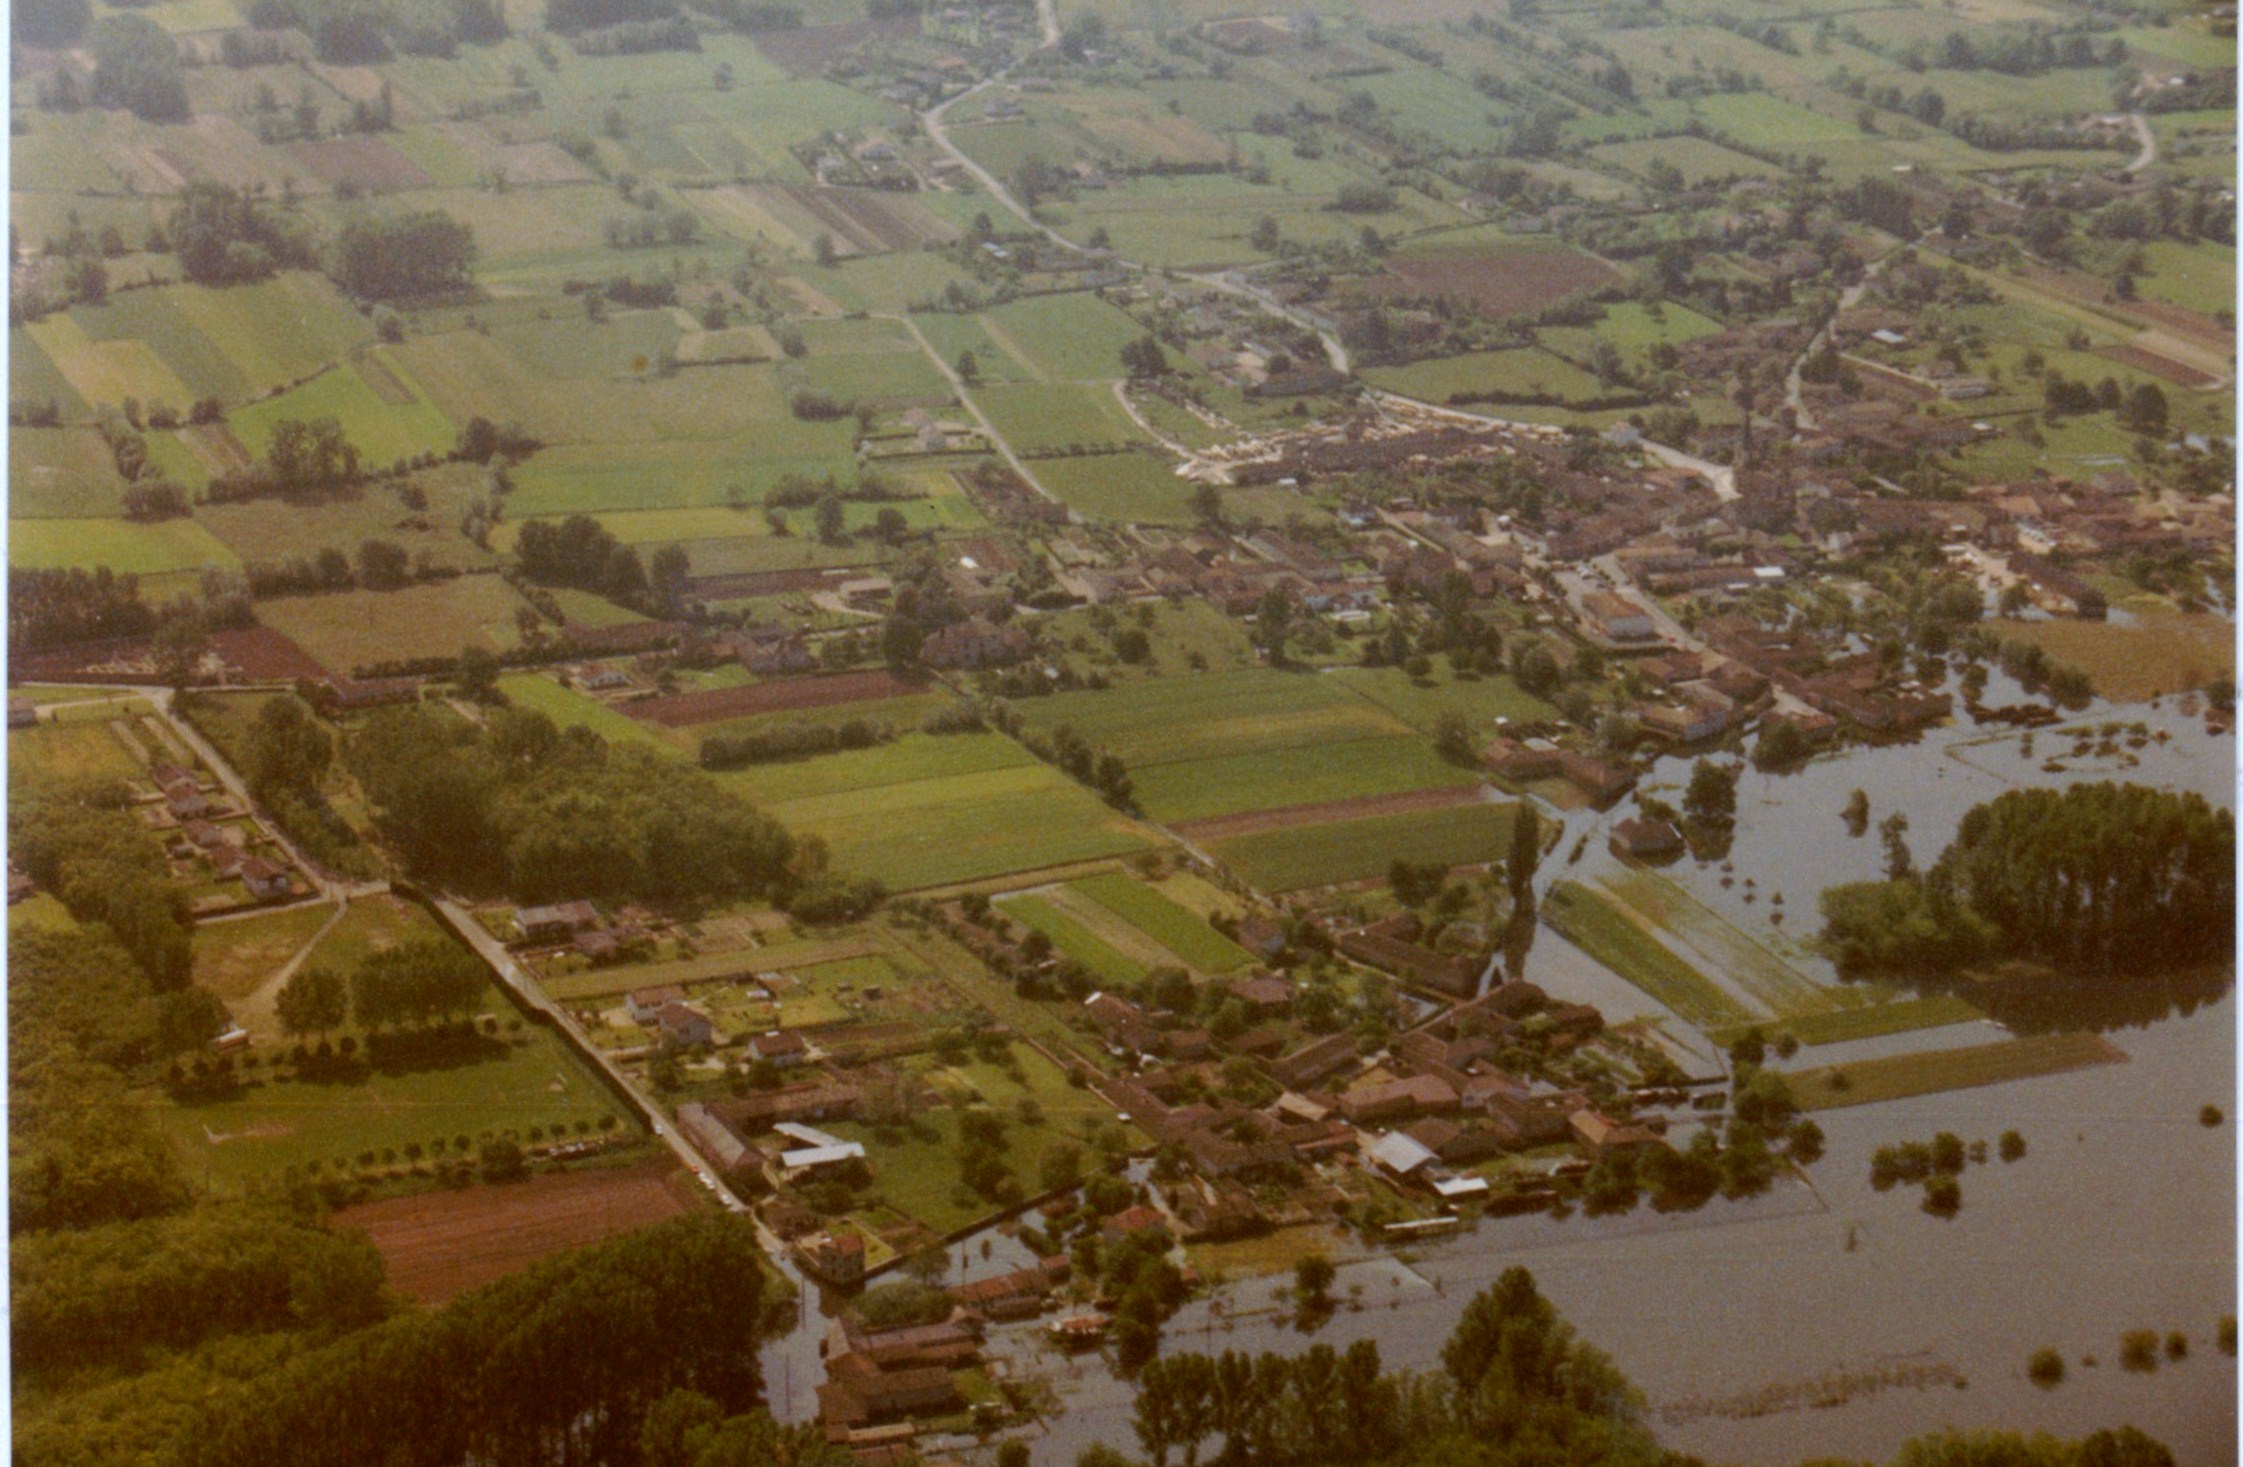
[766, 682, 2237, 1464]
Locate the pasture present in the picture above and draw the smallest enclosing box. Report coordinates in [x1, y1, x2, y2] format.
[1541, 881, 1753, 1030]
[1030, 451, 1196, 522]
[153, 1009, 633, 1194]
[9, 516, 240, 576]
[1350, 241, 1621, 321]
[1363, 348, 1611, 407]
[229, 358, 457, 470]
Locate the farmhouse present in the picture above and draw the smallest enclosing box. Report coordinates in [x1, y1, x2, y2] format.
[239, 856, 295, 903]
[1609, 817, 1684, 860]
[922, 617, 1030, 669]
[515, 900, 602, 943]
[750, 1030, 810, 1067]
[626, 985, 687, 1025]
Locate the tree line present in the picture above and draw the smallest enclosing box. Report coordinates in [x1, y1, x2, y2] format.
[1106, 1266, 2175, 1467]
[698, 717, 895, 770]
[10, 777, 195, 989]
[1819, 783, 2233, 979]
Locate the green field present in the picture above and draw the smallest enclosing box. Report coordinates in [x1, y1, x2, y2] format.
[10, 516, 241, 575]
[8, 719, 149, 788]
[153, 1008, 632, 1192]
[1031, 451, 1196, 522]
[1786, 1033, 2128, 1111]
[496, 673, 678, 752]
[1363, 348, 1611, 406]
[230, 358, 458, 470]
[1068, 873, 1253, 972]
[1132, 736, 1480, 824]
[755, 759, 1157, 891]
[1540, 881, 1755, 1029]
[1215, 801, 1518, 894]
[979, 292, 1150, 382]
[974, 383, 1145, 453]
[1001, 893, 1148, 985]
[1709, 995, 1988, 1050]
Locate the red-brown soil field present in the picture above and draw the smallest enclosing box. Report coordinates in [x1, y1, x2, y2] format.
[333, 1161, 697, 1304]
[626, 668, 927, 727]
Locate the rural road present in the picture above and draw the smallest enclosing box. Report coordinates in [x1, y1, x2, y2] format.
[886, 311, 1078, 515]
[2123, 111, 2156, 175]
[430, 895, 757, 1219]
[1785, 243, 1911, 433]
[154, 687, 388, 903]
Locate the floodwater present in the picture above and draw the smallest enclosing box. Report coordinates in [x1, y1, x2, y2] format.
[767, 677, 2239, 1464]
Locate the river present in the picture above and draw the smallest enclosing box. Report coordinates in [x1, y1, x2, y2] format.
[766, 677, 2238, 1464]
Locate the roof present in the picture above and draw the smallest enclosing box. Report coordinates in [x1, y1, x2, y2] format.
[1366, 1131, 1438, 1175]
[780, 1142, 868, 1170]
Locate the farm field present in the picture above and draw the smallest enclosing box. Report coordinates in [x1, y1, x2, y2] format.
[1992, 612, 2236, 701]
[1540, 880, 1755, 1030]
[152, 1006, 634, 1193]
[1000, 892, 1149, 985]
[1784, 1033, 2128, 1110]
[256, 577, 532, 676]
[9, 717, 150, 788]
[10, 516, 239, 576]
[496, 673, 678, 751]
[1031, 451, 1195, 522]
[1362, 348, 1612, 407]
[759, 760, 1158, 891]
[1710, 995, 1988, 1050]
[1349, 241, 1621, 320]
[1067, 872, 1253, 972]
[1214, 801, 1518, 893]
[333, 1160, 696, 1304]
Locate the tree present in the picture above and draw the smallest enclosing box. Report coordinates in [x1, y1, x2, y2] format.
[153, 615, 207, 693]
[1294, 1253, 1336, 1307]
[331, 211, 477, 300]
[245, 695, 332, 798]
[276, 964, 347, 1039]
[1433, 710, 1476, 765]
[814, 494, 847, 544]
[91, 14, 189, 121]
[1121, 335, 1170, 379]
[1189, 482, 1224, 530]
[1878, 811, 1913, 881]
[158, 986, 232, 1057]
[813, 232, 838, 267]
[456, 644, 502, 702]
[1753, 718, 1810, 770]
[356, 538, 411, 590]
[1250, 216, 1281, 252]
[954, 349, 979, 385]
[1507, 802, 1540, 900]
[1683, 759, 1738, 831]
[1252, 585, 1293, 663]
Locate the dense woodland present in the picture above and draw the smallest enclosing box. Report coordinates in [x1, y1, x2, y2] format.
[342, 702, 807, 910]
[1818, 782, 2234, 978]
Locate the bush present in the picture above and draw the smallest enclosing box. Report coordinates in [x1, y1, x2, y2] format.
[2027, 1348, 2064, 1387]
[2119, 1329, 2159, 1372]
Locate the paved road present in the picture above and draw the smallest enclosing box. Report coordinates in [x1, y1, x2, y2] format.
[152, 687, 387, 903]
[430, 895, 758, 1217]
[1784, 244, 1908, 433]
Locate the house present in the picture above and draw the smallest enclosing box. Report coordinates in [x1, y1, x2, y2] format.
[1556, 751, 1634, 805]
[1582, 592, 1656, 642]
[798, 1230, 868, 1286]
[1569, 1109, 1662, 1157]
[817, 1356, 959, 1429]
[750, 1030, 810, 1067]
[826, 1318, 981, 1372]
[515, 900, 601, 943]
[627, 985, 687, 1025]
[1483, 736, 1561, 780]
[183, 819, 225, 849]
[713, 1079, 862, 1131]
[163, 778, 212, 821]
[1608, 817, 1684, 861]
[1272, 1032, 1358, 1090]
[1233, 916, 1287, 959]
[677, 1102, 755, 1172]
[736, 626, 815, 675]
[239, 856, 294, 903]
[1365, 1129, 1439, 1182]
[1226, 973, 1294, 1013]
[950, 1257, 1070, 1320]
[1483, 1090, 1583, 1149]
[921, 617, 1030, 669]
[1084, 992, 1164, 1056]
[657, 1002, 714, 1048]
[1101, 1205, 1170, 1244]
[1404, 1115, 1510, 1165]
[1338, 1074, 1459, 1125]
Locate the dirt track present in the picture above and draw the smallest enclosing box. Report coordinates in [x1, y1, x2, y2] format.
[333, 1161, 695, 1303]
[1174, 783, 1486, 842]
